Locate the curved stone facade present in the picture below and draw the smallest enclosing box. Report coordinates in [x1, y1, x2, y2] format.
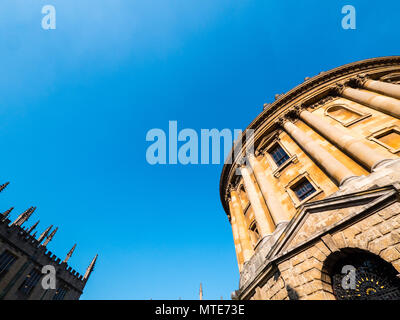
[220, 56, 400, 300]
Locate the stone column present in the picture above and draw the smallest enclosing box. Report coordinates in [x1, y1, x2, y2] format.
[340, 85, 400, 118]
[282, 119, 358, 185]
[240, 166, 275, 237]
[299, 109, 396, 170]
[363, 79, 400, 100]
[247, 153, 290, 224]
[228, 199, 244, 271]
[230, 190, 254, 262]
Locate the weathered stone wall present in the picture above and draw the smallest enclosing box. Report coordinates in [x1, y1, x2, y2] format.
[0, 219, 85, 300]
[254, 201, 400, 300]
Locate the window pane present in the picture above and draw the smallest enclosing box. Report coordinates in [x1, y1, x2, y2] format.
[53, 286, 68, 300]
[19, 269, 42, 295]
[269, 144, 289, 166]
[293, 179, 316, 201]
[0, 251, 17, 279]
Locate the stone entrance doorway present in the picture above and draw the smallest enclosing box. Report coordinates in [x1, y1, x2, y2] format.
[328, 249, 400, 300]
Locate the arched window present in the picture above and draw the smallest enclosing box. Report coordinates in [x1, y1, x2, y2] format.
[326, 249, 400, 300]
[325, 104, 370, 127]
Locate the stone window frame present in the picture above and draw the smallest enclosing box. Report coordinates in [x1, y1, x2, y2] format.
[259, 135, 298, 178]
[53, 284, 69, 300]
[324, 103, 371, 127]
[248, 220, 261, 248]
[18, 267, 42, 297]
[368, 125, 400, 153]
[237, 182, 251, 216]
[284, 172, 323, 209]
[0, 249, 17, 281]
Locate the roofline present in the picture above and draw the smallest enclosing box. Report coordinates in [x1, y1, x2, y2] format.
[219, 55, 400, 217]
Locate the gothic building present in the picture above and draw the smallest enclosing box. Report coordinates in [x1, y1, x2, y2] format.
[220, 56, 400, 300]
[0, 182, 97, 300]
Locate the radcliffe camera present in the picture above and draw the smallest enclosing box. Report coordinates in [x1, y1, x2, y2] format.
[1, 0, 400, 315]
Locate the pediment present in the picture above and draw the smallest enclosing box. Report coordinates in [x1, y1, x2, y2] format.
[267, 186, 398, 259]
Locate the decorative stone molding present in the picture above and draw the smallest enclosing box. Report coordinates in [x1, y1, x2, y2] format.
[221, 56, 400, 300]
[288, 104, 303, 118]
[308, 96, 336, 110]
[368, 126, 400, 154]
[352, 73, 369, 87]
[324, 104, 371, 127]
[274, 116, 286, 128]
[331, 82, 346, 96]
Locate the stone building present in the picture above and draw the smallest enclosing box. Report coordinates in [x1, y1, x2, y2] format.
[0, 182, 97, 300]
[220, 56, 400, 300]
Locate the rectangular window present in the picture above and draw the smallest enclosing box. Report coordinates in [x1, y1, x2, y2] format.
[292, 178, 316, 201]
[0, 250, 17, 280]
[269, 144, 290, 167]
[53, 286, 68, 300]
[19, 268, 42, 296]
[376, 129, 400, 151]
[369, 126, 400, 153]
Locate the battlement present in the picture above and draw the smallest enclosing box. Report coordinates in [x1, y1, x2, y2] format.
[0, 180, 98, 297]
[0, 216, 86, 285]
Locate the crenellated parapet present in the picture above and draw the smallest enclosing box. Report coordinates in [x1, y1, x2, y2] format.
[0, 182, 97, 300]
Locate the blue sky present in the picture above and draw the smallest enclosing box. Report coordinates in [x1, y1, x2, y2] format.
[0, 0, 399, 299]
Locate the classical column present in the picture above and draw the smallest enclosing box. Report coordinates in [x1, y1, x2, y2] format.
[282, 119, 358, 186]
[299, 109, 397, 170]
[228, 199, 244, 270]
[247, 153, 290, 224]
[240, 166, 275, 237]
[230, 190, 254, 262]
[339, 84, 400, 118]
[359, 76, 400, 100]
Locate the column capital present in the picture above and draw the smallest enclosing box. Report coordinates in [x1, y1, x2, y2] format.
[350, 73, 369, 88]
[274, 116, 289, 127]
[331, 82, 346, 96]
[288, 104, 303, 118]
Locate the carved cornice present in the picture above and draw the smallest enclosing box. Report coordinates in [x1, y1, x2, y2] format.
[220, 56, 400, 216]
[308, 96, 336, 110]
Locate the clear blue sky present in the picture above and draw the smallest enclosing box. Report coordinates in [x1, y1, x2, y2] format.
[0, 0, 398, 299]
